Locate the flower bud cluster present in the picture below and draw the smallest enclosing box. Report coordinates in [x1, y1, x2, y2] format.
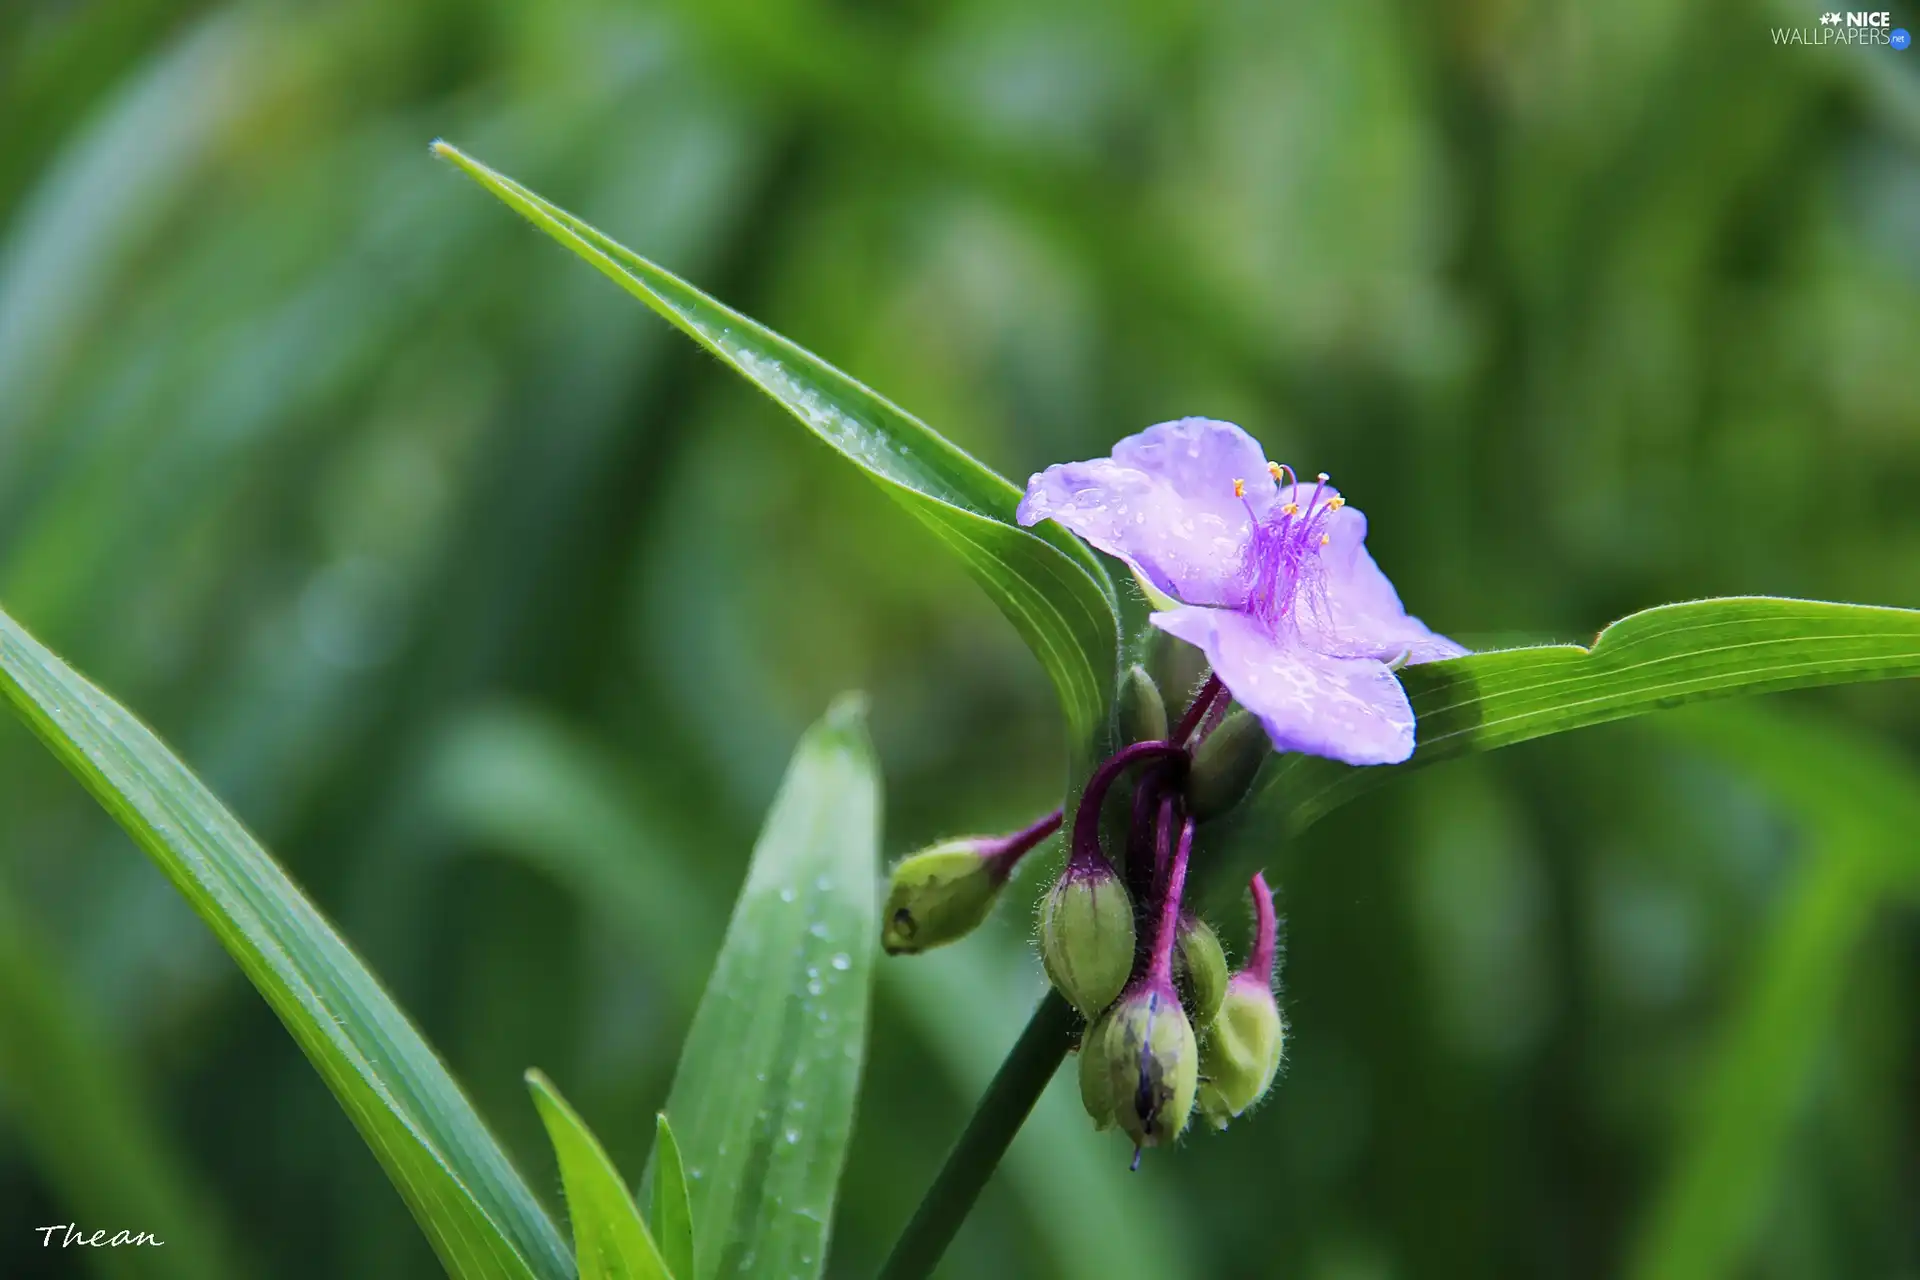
[881, 665, 1286, 1165]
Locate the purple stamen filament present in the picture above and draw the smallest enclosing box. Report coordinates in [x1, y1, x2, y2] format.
[1237, 469, 1344, 635]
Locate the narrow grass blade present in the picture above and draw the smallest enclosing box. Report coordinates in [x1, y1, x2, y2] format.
[0, 884, 239, 1280]
[423, 706, 1183, 1278]
[527, 1071, 672, 1280]
[650, 1114, 696, 1280]
[430, 142, 1119, 754]
[1627, 704, 1920, 1280]
[657, 695, 879, 1279]
[0, 605, 571, 1280]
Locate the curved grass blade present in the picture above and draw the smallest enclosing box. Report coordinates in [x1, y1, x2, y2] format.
[430, 141, 1119, 753]
[1210, 597, 1920, 886]
[526, 1071, 672, 1280]
[0, 605, 571, 1280]
[655, 695, 879, 1280]
[650, 1115, 695, 1280]
[0, 882, 240, 1280]
[1627, 704, 1920, 1280]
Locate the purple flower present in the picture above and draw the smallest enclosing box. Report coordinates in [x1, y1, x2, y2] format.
[1017, 418, 1465, 766]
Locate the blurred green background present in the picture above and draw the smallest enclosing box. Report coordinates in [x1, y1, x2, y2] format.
[2, 1, 1919, 1276]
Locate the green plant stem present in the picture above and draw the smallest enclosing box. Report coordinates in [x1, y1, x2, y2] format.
[877, 990, 1080, 1280]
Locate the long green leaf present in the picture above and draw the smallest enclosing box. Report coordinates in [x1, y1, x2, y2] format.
[1211, 597, 1920, 885]
[0, 605, 572, 1280]
[527, 1071, 672, 1280]
[655, 695, 879, 1280]
[650, 1114, 696, 1280]
[430, 141, 1120, 754]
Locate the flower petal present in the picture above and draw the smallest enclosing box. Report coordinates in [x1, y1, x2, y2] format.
[1017, 418, 1276, 607]
[1295, 501, 1466, 665]
[1152, 605, 1418, 765]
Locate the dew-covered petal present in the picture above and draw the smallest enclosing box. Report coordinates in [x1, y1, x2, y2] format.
[1017, 418, 1276, 607]
[1151, 605, 1418, 766]
[1111, 419, 1278, 517]
[1294, 501, 1466, 665]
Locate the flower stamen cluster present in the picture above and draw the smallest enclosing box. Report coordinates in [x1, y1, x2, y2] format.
[1017, 417, 1466, 766]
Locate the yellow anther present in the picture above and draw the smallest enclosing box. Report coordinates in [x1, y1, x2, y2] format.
[1319, 534, 1330, 546]
[1233, 478, 1246, 499]
[1267, 462, 1284, 481]
[1281, 503, 1300, 516]
[1327, 496, 1345, 511]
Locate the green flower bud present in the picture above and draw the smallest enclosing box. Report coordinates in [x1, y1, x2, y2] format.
[1117, 664, 1169, 745]
[1040, 860, 1137, 1017]
[882, 841, 1004, 955]
[1173, 915, 1229, 1030]
[1197, 871, 1285, 1128]
[1185, 708, 1270, 821]
[882, 812, 1063, 955]
[1091, 981, 1198, 1150]
[1196, 975, 1285, 1129]
[1077, 1010, 1117, 1131]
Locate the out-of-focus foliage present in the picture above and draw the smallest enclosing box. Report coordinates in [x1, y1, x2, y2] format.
[0, 2, 1915, 1278]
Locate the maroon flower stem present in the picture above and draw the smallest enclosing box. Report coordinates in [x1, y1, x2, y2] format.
[983, 808, 1063, 882]
[1124, 769, 1164, 900]
[879, 748, 1187, 1277]
[1152, 794, 1175, 901]
[1172, 673, 1224, 744]
[876, 991, 1079, 1280]
[1243, 871, 1278, 978]
[1069, 740, 1186, 869]
[1147, 813, 1195, 986]
[1199, 692, 1232, 742]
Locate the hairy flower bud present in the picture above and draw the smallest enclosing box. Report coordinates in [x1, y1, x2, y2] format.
[1077, 1010, 1117, 1131]
[1040, 861, 1136, 1017]
[1090, 980, 1198, 1151]
[882, 841, 1005, 955]
[1117, 664, 1169, 745]
[882, 811, 1062, 956]
[1197, 872, 1285, 1128]
[1173, 915, 1229, 1030]
[1185, 708, 1269, 821]
[1196, 978, 1284, 1129]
